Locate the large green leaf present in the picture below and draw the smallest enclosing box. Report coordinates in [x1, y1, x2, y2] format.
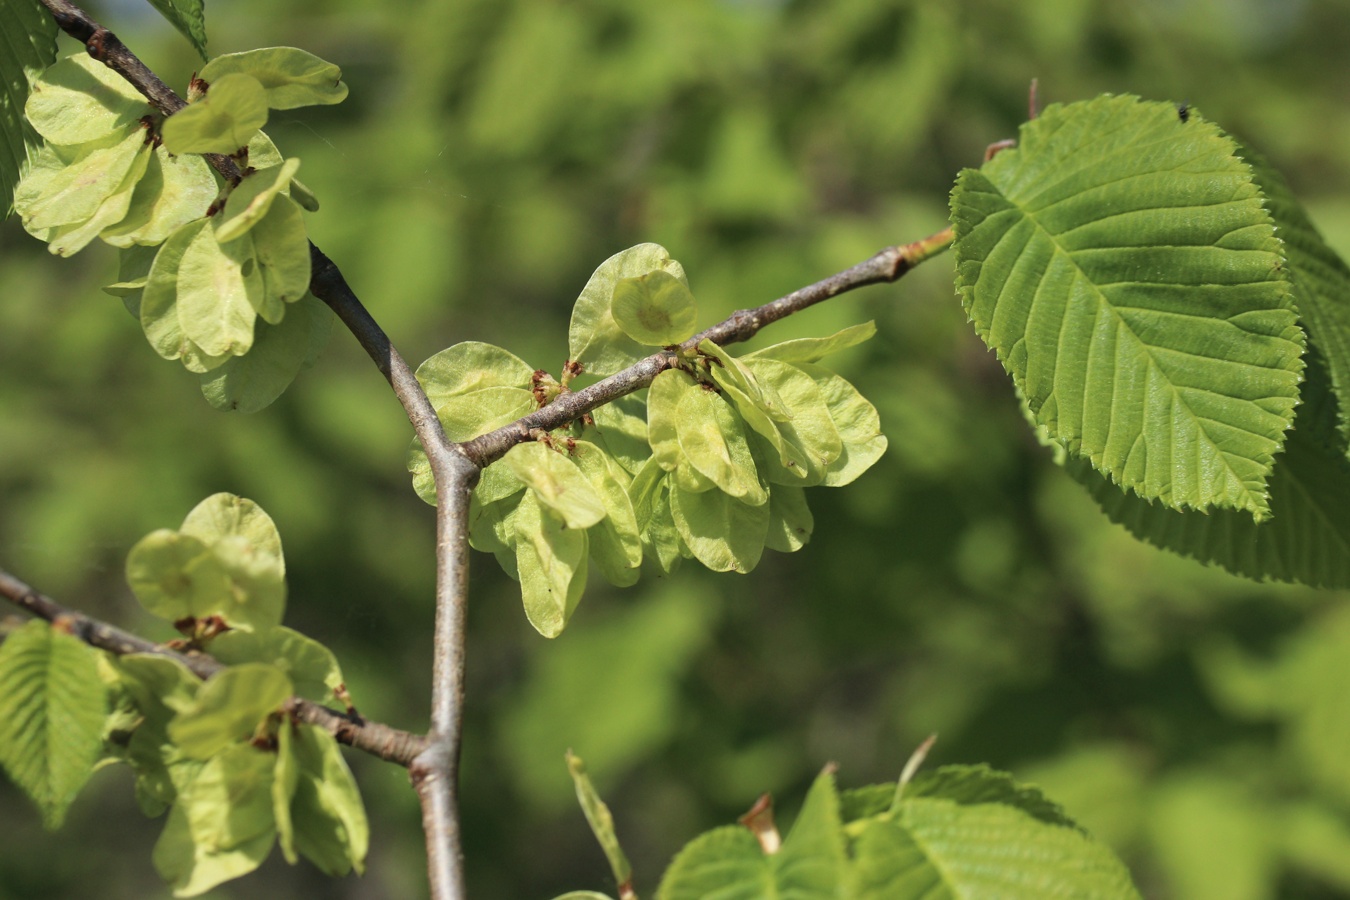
[1071, 352, 1350, 587]
[145, 0, 208, 60]
[951, 94, 1304, 520]
[0, 620, 106, 828]
[657, 769, 847, 900]
[1, 13, 67, 218]
[852, 798, 1140, 899]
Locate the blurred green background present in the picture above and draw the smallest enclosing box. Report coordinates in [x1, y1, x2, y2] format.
[5, 0, 1350, 897]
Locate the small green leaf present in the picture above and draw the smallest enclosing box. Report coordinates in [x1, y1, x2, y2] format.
[200, 48, 348, 110]
[209, 626, 344, 705]
[214, 158, 302, 244]
[746, 321, 878, 364]
[569, 243, 689, 377]
[201, 294, 332, 413]
[611, 269, 699, 346]
[799, 364, 888, 487]
[504, 441, 608, 530]
[290, 724, 369, 876]
[24, 53, 145, 147]
[140, 220, 224, 366]
[168, 663, 292, 759]
[515, 491, 589, 638]
[742, 358, 843, 485]
[245, 195, 312, 323]
[702, 340, 790, 422]
[647, 368, 699, 473]
[566, 752, 634, 891]
[144, 0, 208, 60]
[179, 493, 287, 629]
[176, 221, 262, 357]
[162, 73, 269, 155]
[669, 483, 769, 573]
[0, 620, 106, 829]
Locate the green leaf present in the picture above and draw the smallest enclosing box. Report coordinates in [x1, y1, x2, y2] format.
[852, 798, 1140, 899]
[106, 654, 205, 815]
[1, 0, 58, 218]
[101, 146, 216, 248]
[515, 491, 589, 638]
[153, 800, 273, 897]
[1244, 145, 1350, 445]
[676, 380, 767, 505]
[162, 73, 269, 155]
[214, 158, 302, 244]
[669, 483, 769, 573]
[569, 243, 690, 377]
[416, 340, 536, 404]
[902, 764, 1079, 828]
[1145, 775, 1273, 900]
[657, 769, 847, 900]
[200, 48, 348, 110]
[168, 663, 292, 760]
[951, 94, 1304, 519]
[201, 293, 332, 413]
[611, 269, 699, 346]
[210, 626, 344, 705]
[145, 0, 208, 60]
[1071, 356, 1350, 587]
[23, 53, 143, 147]
[504, 441, 609, 530]
[290, 723, 368, 876]
[566, 752, 634, 890]
[0, 620, 106, 828]
[746, 321, 878, 365]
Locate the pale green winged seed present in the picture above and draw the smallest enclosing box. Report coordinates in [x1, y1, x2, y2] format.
[611, 269, 699, 346]
[162, 73, 269, 155]
[47, 141, 153, 256]
[675, 384, 767, 505]
[125, 529, 218, 623]
[168, 663, 293, 759]
[799, 363, 888, 487]
[215, 158, 302, 244]
[514, 492, 588, 638]
[210, 625, 343, 704]
[669, 484, 769, 573]
[746, 320, 877, 364]
[742, 358, 843, 485]
[290, 724, 369, 875]
[176, 221, 262, 357]
[647, 368, 698, 472]
[503, 442, 608, 530]
[180, 492, 285, 561]
[101, 146, 216, 248]
[152, 799, 274, 895]
[248, 194, 312, 323]
[416, 341, 536, 405]
[16, 126, 147, 230]
[436, 386, 537, 442]
[765, 484, 814, 552]
[587, 393, 650, 474]
[25, 54, 147, 146]
[569, 243, 689, 377]
[178, 744, 277, 851]
[141, 219, 207, 360]
[570, 441, 643, 586]
[200, 47, 349, 110]
[201, 294, 332, 413]
[273, 719, 299, 863]
[701, 339, 790, 421]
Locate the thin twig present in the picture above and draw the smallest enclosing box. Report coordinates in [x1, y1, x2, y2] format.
[459, 227, 955, 468]
[0, 568, 428, 767]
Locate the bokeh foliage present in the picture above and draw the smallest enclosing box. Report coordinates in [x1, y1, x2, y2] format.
[4, 0, 1350, 897]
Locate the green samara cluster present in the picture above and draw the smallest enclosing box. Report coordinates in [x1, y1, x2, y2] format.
[14, 49, 345, 412]
[408, 244, 888, 637]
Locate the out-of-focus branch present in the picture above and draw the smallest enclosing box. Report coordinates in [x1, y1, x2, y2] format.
[0, 568, 429, 767]
[458, 227, 956, 468]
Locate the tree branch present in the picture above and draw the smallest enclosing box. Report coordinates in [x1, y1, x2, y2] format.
[0, 568, 429, 767]
[459, 227, 955, 468]
[36, 5, 476, 895]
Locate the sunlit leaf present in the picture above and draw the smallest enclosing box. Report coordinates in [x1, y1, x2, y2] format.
[951, 94, 1304, 519]
[0, 620, 105, 829]
[214, 158, 301, 244]
[415, 340, 536, 405]
[168, 663, 292, 760]
[23, 53, 144, 147]
[747, 321, 877, 365]
[176, 221, 261, 358]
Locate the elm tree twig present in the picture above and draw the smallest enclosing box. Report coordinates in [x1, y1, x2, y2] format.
[0, 568, 428, 766]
